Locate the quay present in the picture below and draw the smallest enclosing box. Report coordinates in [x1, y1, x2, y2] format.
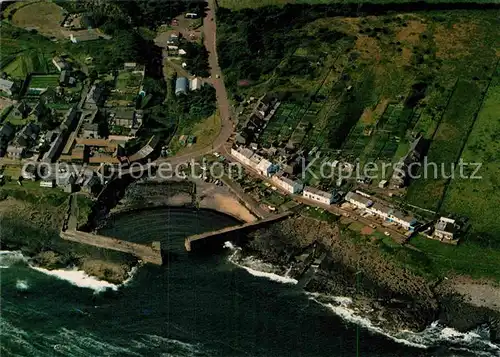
[185, 211, 293, 252]
[61, 229, 163, 265]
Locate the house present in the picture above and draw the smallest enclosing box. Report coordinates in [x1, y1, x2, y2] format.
[0, 78, 16, 96]
[345, 191, 374, 209]
[175, 77, 189, 96]
[255, 158, 276, 177]
[52, 56, 69, 72]
[9, 123, 40, 156]
[85, 84, 105, 107]
[368, 202, 391, 218]
[303, 186, 335, 205]
[231, 147, 254, 167]
[271, 172, 303, 194]
[346, 190, 418, 231]
[6, 145, 25, 159]
[189, 77, 202, 91]
[433, 217, 457, 241]
[82, 123, 99, 139]
[388, 210, 418, 231]
[42, 133, 65, 163]
[61, 107, 79, 131]
[111, 109, 135, 128]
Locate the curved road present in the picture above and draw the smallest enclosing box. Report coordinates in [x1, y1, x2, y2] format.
[153, 0, 234, 167]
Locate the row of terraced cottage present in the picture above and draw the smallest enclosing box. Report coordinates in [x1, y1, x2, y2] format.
[230, 145, 339, 199]
[230, 144, 459, 243]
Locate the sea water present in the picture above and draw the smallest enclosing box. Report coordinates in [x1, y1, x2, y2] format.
[1, 208, 498, 357]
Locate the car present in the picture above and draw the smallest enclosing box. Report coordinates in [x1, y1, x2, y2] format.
[384, 231, 391, 236]
[216, 74, 220, 79]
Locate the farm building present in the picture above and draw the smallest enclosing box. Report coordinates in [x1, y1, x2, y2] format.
[303, 186, 336, 205]
[0, 79, 16, 96]
[175, 77, 189, 96]
[271, 172, 303, 194]
[189, 77, 202, 91]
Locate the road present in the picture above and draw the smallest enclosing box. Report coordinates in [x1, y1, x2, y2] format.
[152, 0, 234, 166]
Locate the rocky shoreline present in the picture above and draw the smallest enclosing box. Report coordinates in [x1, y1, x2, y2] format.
[235, 215, 500, 342]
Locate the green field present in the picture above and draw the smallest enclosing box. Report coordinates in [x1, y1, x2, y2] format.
[406, 80, 486, 210]
[410, 236, 500, 282]
[28, 74, 59, 89]
[440, 69, 500, 239]
[1, 50, 54, 79]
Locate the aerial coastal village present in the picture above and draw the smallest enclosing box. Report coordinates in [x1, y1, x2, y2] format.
[1, 0, 500, 353]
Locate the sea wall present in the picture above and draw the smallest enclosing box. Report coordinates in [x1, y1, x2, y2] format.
[109, 179, 256, 224]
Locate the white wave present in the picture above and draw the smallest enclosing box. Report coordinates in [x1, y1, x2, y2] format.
[0, 250, 27, 268]
[122, 265, 140, 286]
[308, 292, 500, 355]
[30, 266, 119, 293]
[225, 242, 298, 285]
[401, 322, 500, 355]
[16, 279, 29, 291]
[307, 292, 428, 349]
[223, 241, 238, 250]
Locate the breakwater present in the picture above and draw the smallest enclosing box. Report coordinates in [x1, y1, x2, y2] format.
[185, 211, 293, 252]
[61, 230, 162, 265]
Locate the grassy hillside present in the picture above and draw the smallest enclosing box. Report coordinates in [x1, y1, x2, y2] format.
[218, 0, 500, 10]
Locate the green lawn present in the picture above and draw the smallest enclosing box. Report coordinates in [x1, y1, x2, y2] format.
[441, 70, 500, 239]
